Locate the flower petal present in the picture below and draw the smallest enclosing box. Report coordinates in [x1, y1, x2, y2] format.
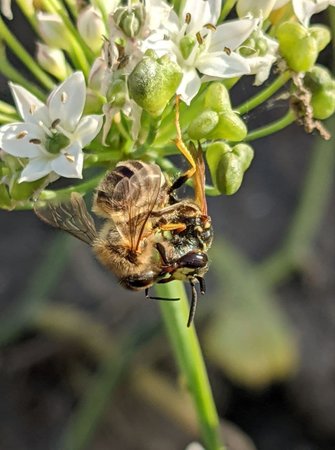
[209, 19, 258, 52]
[74, 114, 103, 146]
[51, 142, 83, 179]
[48, 72, 86, 132]
[197, 51, 251, 78]
[181, 0, 221, 33]
[9, 83, 49, 125]
[177, 69, 201, 104]
[0, 122, 46, 158]
[19, 157, 53, 182]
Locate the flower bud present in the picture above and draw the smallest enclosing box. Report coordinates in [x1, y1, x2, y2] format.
[106, 79, 128, 107]
[37, 13, 71, 50]
[232, 143, 254, 171]
[208, 110, 248, 141]
[276, 22, 318, 72]
[77, 6, 106, 54]
[128, 53, 182, 117]
[188, 110, 219, 140]
[84, 88, 105, 115]
[216, 152, 244, 195]
[206, 142, 232, 188]
[304, 66, 335, 119]
[88, 57, 107, 91]
[204, 82, 231, 113]
[309, 25, 331, 52]
[113, 4, 145, 38]
[36, 43, 67, 80]
[0, 183, 11, 209]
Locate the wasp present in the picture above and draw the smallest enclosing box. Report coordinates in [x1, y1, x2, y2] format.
[35, 99, 213, 326]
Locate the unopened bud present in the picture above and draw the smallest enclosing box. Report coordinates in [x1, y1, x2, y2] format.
[204, 82, 231, 113]
[217, 152, 244, 195]
[208, 110, 248, 141]
[77, 6, 106, 54]
[36, 43, 67, 80]
[88, 57, 107, 91]
[236, 0, 277, 20]
[128, 53, 182, 117]
[206, 142, 232, 188]
[114, 4, 145, 38]
[276, 22, 318, 72]
[309, 25, 331, 52]
[37, 12, 71, 50]
[232, 143, 254, 171]
[305, 66, 335, 120]
[188, 110, 219, 140]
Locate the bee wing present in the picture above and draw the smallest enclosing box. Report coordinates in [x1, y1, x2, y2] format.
[109, 164, 163, 252]
[190, 142, 208, 216]
[34, 192, 97, 245]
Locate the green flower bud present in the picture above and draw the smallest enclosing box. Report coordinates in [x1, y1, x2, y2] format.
[309, 25, 331, 52]
[114, 4, 145, 38]
[84, 88, 105, 115]
[277, 22, 318, 72]
[208, 110, 247, 141]
[180, 35, 196, 60]
[188, 110, 219, 140]
[216, 152, 244, 195]
[128, 53, 182, 117]
[204, 82, 231, 113]
[232, 143, 254, 171]
[206, 142, 232, 188]
[304, 66, 335, 119]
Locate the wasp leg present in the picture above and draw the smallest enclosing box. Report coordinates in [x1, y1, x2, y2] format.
[196, 276, 206, 295]
[144, 287, 179, 301]
[169, 95, 197, 194]
[187, 279, 198, 327]
[160, 222, 187, 233]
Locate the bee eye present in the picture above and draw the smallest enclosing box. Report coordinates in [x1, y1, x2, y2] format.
[178, 252, 208, 269]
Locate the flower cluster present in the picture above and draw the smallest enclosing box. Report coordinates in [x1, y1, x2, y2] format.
[0, 0, 334, 208]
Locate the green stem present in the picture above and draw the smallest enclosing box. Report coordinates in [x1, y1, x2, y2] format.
[93, 0, 109, 27]
[245, 110, 295, 141]
[236, 71, 291, 115]
[256, 117, 335, 285]
[0, 44, 46, 99]
[0, 17, 54, 90]
[219, 0, 237, 22]
[0, 100, 18, 116]
[156, 281, 224, 450]
[0, 113, 17, 124]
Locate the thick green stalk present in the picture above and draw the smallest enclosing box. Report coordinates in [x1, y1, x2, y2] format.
[219, 0, 237, 22]
[0, 17, 54, 90]
[16, 0, 38, 31]
[157, 281, 224, 450]
[236, 71, 291, 115]
[245, 110, 295, 141]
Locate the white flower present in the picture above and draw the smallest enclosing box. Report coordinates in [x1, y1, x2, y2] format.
[37, 12, 71, 50]
[236, 0, 281, 19]
[36, 43, 68, 80]
[143, 0, 257, 103]
[0, 72, 103, 182]
[292, 0, 335, 26]
[77, 6, 106, 54]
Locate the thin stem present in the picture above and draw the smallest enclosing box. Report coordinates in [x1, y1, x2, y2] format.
[218, 0, 237, 22]
[236, 71, 291, 115]
[0, 113, 17, 124]
[93, 0, 109, 27]
[0, 17, 54, 90]
[156, 281, 224, 450]
[0, 100, 18, 116]
[245, 110, 295, 141]
[0, 44, 46, 99]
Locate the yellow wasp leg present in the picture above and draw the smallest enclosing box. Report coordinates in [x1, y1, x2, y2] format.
[160, 222, 187, 233]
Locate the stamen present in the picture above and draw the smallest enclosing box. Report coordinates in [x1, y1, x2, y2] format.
[196, 32, 203, 45]
[55, 123, 72, 139]
[224, 46, 231, 55]
[29, 138, 42, 144]
[38, 120, 53, 138]
[204, 23, 216, 31]
[16, 130, 28, 139]
[61, 91, 68, 103]
[51, 118, 61, 129]
[185, 12, 191, 24]
[29, 104, 37, 115]
[64, 153, 75, 162]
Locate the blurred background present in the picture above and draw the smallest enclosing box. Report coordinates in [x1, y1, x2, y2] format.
[0, 5, 334, 450]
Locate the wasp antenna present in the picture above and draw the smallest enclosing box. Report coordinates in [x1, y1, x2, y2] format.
[187, 279, 198, 327]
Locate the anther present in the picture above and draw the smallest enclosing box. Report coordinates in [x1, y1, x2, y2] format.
[29, 104, 37, 115]
[61, 91, 68, 103]
[16, 130, 28, 139]
[51, 118, 61, 129]
[224, 46, 231, 55]
[196, 32, 203, 45]
[204, 23, 216, 31]
[64, 153, 75, 162]
[185, 12, 191, 24]
[29, 138, 42, 144]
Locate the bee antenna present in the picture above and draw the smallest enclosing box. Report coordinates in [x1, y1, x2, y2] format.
[187, 279, 198, 327]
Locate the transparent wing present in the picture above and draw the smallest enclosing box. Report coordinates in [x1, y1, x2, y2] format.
[34, 192, 97, 245]
[109, 164, 163, 252]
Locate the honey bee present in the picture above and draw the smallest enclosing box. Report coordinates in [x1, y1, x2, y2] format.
[35, 101, 213, 326]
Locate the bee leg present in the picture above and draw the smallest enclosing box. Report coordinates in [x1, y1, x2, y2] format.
[187, 278, 198, 327]
[145, 287, 179, 302]
[196, 276, 206, 295]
